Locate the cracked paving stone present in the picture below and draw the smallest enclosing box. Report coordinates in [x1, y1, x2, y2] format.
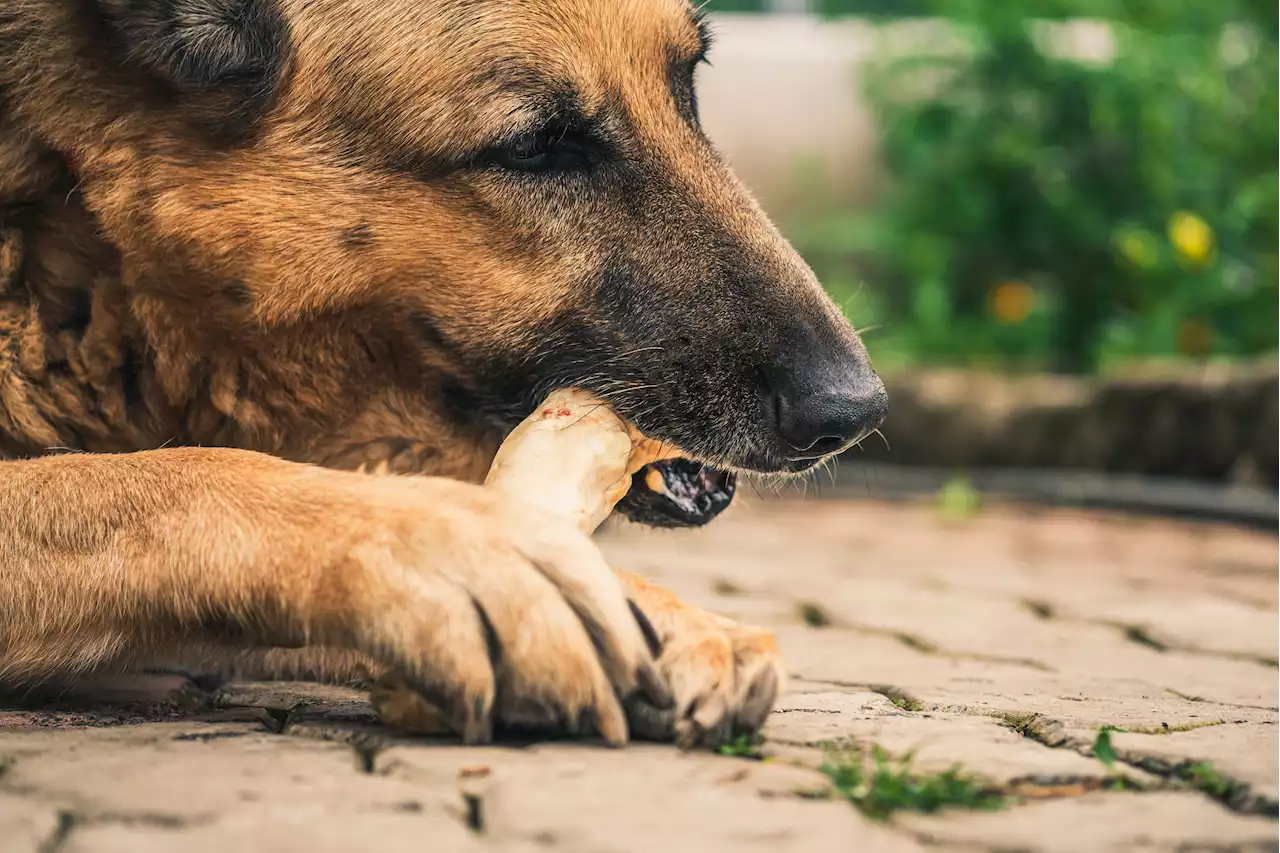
[0, 724, 489, 853]
[378, 741, 929, 853]
[0, 793, 62, 853]
[55, 809, 499, 853]
[898, 791, 1279, 852]
[213, 682, 376, 719]
[772, 579, 1276, 708]
[1111, 723, 1279, 806]
[766, 690, 1155, 788]
[782, 629, 1276, 728]
[1036, 594, 1278, 663]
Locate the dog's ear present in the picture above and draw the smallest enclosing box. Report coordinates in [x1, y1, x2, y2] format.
[98, 0, 287, 89]
[96, 0, 288, 137]
[96, 0, 291, 138]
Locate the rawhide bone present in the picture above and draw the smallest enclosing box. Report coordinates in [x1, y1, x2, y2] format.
[483, 387, 672, 534]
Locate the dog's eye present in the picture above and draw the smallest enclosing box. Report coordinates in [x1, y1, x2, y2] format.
[490, 127, 589, 174]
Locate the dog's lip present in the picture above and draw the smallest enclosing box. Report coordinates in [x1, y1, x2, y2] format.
[707, 449, 831, 476]
[605, 404, 843, 476]
[783, 455, 828, 472]
[641, 448, 825, 477]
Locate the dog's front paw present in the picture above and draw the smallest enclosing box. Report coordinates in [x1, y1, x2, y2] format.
[332, 477, 669, 745]
[617, 572, 786, 749]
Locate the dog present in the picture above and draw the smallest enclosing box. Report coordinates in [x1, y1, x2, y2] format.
[0, 0, 886, 748]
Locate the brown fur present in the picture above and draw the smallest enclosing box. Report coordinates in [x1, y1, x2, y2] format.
[0, 0, 880, 745]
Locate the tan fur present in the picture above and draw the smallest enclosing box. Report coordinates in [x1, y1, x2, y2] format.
[0, 0, 839, 745]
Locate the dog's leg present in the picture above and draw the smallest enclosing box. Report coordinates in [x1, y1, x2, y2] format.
[190, 579, 785, 747]
[613, 570, 786, 749]
[0, 447, 669, 744]
[145, 577, 783, 748]
[148, 646, 382, 690]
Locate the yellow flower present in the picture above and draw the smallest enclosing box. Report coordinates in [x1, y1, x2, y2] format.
[989, 281, 1034, 325]
[1168, 211, 1214, 266]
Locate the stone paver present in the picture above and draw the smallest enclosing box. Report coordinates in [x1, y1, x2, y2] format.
[1, 498, 1276, 852]
[766, 690, 1157, 788]
[900, 792, 1278, 853]
[380, 741, 923, 853]
[0, 794, 60, 853]
[1111, 724, 1280, 805]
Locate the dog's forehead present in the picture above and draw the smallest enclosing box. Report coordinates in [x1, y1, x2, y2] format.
[283, 0, 702, 133]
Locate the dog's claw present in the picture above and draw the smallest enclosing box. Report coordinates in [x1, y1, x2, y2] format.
[637, 661, 675, 710]
[735, 665, 779, 735]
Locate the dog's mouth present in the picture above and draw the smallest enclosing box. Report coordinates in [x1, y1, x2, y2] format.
[611, 449, 836, 528]
[615, 458, 737, 528]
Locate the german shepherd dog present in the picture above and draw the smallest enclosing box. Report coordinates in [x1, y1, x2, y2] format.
[0, 0, 886, 748]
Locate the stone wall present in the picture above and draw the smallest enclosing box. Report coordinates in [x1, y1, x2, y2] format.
[853, 361, 1278, 488]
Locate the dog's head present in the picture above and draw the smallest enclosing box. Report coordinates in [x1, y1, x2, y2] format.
[63, 0, 886, 519]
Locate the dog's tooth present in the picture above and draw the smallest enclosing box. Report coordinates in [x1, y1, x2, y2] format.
[644, 468, 668, 495]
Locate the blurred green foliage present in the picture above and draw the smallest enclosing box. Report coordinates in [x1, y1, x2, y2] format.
[770, 1, 1279, 372]
[704, 0, 768, 10]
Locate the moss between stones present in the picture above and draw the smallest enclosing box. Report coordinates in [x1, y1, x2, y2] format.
[820, 744, 1005, 820]
[796, 601, 833, 628]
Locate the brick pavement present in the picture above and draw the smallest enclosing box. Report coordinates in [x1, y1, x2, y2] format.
[2, 498, 1275, 852]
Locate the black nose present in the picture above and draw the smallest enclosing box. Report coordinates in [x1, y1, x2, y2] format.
[774, 381, 888, 457]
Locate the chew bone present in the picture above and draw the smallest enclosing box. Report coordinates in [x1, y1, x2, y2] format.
[371, 387, 674, 736]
